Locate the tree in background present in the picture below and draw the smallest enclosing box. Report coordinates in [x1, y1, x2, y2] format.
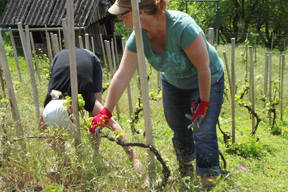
[169, 0, 288, 49]
[0, 0, 8, 18]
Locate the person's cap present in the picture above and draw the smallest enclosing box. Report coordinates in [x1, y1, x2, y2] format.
[108, 0, 154, 15]
[42, 100, 72, 130]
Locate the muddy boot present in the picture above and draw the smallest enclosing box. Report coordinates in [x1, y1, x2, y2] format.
[179, 162, 194, 178]
[201, 176, 217, 189]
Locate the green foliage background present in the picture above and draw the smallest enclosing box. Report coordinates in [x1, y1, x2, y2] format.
[0, 30, 288, 191]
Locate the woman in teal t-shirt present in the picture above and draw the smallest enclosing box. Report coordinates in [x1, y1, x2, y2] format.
[91, 0, 224, 188]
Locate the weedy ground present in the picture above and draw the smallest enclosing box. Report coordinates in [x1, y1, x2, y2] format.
[0, 41, 288, 191]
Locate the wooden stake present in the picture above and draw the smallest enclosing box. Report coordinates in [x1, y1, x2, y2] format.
[91, 36, 95, 53]
[223, 51, 231, 91]
[105, 40, 114, 78]
[53, 34, 60, 54]
[9, 27, 22, 80]
[113, 32, 119, 67]
[29, 32, 41, 83]
[58, 27, 62, 51]
[0, 64, 6, 97]
[78, 36, 84, 48]
[66, 0, 82, 160]
[208, 28, 214, 46]
[85, 33, 90, 50]
[231, 38, 236, 144]
[280, 54, 285, 120]
[0, 30, 25, 151]
[45, 25, 53, 62]
[100, 34, 109, 79]
[131, 0, 155, 181]
[264, 53, 268, 108]
[50, 32, 57, 56]
[268, 52, 272, 126]
[62, 19, 68, 49]
[278, 54, 282, 98]
[19, 24, 40, 120]
[249, 46, 255, 130]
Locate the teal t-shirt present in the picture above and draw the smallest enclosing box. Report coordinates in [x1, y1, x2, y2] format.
[126, 10, 224, 89]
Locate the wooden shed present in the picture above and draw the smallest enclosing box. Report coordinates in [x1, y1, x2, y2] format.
[0, 0, 119, 56]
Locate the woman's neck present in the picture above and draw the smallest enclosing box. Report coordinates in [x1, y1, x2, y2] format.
[141, 10, 166, 35]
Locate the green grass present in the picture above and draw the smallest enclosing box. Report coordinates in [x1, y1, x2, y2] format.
[0, 41, 288, 191]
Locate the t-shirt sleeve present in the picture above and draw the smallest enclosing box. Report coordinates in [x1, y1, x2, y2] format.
[126, 31, 137, 53]
[92, 55, 102, 93]
[179, 19, 203, 50]
[83, 90, 97, 113]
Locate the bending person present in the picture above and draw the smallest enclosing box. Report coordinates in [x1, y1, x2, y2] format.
[38, 48, 142, 170]
[90, 0, 225, 188]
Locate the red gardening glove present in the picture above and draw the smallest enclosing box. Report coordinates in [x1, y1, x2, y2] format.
[185, 98, 209, 129]
[89, 108, 112, 136]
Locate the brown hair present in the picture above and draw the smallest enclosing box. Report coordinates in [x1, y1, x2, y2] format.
[140, 0, 168, 15]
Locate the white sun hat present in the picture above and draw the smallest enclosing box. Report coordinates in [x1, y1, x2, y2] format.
[42, 100, 74, 137]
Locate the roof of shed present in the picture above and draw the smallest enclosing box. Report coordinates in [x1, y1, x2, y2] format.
[0, 0, 111, 28]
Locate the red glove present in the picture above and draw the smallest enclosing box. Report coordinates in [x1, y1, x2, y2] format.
[185, 98, 209, 129]
[89, 108, 112, 135]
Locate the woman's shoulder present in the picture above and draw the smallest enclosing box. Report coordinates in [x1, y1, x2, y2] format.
[166, 10, 197, 29]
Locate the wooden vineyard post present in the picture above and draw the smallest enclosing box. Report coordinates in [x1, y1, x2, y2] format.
[0, 29, 26, 151]
[62, 19, 68, 49]
[249, 46, 255, 130]
[100, 34, 109, 79]
[45, 24, 53, 62]
[121, 37, 134, 132]
[66, 0, 82, 160]
[50, 33, 57, 56]
[85, 33, 90, 51]
[264, 52, 268, 108]
[268, 52, 272, 126]
[78, 36, 84, 48]
[53, 34, 60, 54]
[280, 54, 285, 120]
[113, 32, 119, 67]
[131, 0, 156, 181]
[29, 32, 41, 83]
[58, 27, 62, 51]
[223, 51, 231, 93]
[105, 40, 114, 78]
[208, 28, 214, 46]
[9, 27, 22, 80]
[231, 38, 236, 143]
[110, 39, 118, 73]
[18, 23, 40, 120]
[278, 54, 282, 98]
[245, 42, 248, 79]
[91, 36, 95, 53]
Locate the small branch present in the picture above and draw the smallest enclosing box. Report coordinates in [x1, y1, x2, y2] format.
[10, 136, 48, 144]
[102, 134, 171, 187]
[217, 121, 230, 143]
[243, 105, 261, 135]
[219, 151, 227, 170]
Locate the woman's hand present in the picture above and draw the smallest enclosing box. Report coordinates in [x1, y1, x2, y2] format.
[89, 108, 112, 134]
